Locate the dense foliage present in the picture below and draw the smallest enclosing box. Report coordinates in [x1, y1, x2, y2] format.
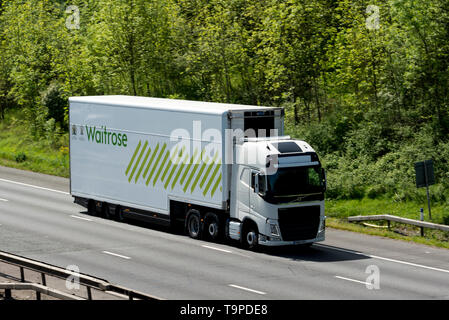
[0, 0, 448, 203]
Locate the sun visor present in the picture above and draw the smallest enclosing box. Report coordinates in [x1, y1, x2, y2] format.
[278, 155, 311, 164]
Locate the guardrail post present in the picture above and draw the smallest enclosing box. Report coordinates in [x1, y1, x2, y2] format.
[36, 291, 41, 300]
[4, 288, 12, 300]
[20, 267, 25, 282]
[87, 286, 92, 300]
[129, 292, 133, 300]
[420, 208, 424, 237]
[41, 273, 46, 286]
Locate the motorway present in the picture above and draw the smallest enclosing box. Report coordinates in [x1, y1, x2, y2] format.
[0, 165, 448, 299]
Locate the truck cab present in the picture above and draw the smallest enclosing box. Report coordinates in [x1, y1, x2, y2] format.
[229, 137, 326, 248]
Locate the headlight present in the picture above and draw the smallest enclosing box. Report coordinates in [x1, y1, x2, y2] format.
[270, 223, 279, 236]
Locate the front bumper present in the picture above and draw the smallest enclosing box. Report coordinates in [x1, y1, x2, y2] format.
[258, 228, 325, 246]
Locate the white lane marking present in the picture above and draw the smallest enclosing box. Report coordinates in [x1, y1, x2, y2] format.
[0, 178, 69, 195]
[0, 198, 8, 202]
[316, 244, 449, 274]
[202, 245, 233, 253]
[70, 215, 93, 222]
[201, 244, 254, 259]
[335, 276, 371, 286]
[102, 251, 131, 260]
[228, 284, 266, 295]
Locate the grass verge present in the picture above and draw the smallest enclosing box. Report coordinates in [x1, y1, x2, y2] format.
[0, 110, 69, 177]
[326, 198, 449, 225]
[327, 218, 449, 249]
[326, 197, 449, 249]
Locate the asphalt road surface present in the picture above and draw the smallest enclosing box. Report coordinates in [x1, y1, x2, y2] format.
[0, 165, 448, 299]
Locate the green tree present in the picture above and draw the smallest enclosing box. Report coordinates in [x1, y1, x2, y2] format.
[256, 0, 332, 123]
[1, 0, 65, 134]
[390, 0, 449, 134]
[87, 0, 178, 97]
[176, 0, 269, 104]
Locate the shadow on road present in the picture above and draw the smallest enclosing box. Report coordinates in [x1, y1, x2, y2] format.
[257, 244, 370, 263]
[81, 210, 369, 263]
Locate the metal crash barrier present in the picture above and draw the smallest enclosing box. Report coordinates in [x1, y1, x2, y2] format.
[0, 250, 161, 300]
[348, 214, 449, 236]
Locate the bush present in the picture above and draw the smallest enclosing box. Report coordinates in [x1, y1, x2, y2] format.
[41, 83, 68, 130]
[286, 114, 353, 155]
[443, 214, 449, 226]
[366, 185, 386, 199]
[345, 121, 396, 161]
[299, 121, 449, 202]
[15, 152, 27, 163]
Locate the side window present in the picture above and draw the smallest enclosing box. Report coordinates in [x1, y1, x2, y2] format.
[258, 174, 266, 195]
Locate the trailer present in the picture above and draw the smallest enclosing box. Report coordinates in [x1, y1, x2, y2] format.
[69, 96, 326, 249]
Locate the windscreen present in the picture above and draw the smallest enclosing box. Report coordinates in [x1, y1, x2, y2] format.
[264, 165, 324, 203]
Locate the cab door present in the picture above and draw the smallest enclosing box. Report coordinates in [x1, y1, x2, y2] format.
[249, 170, 259, 215]
[237, 167, 251, 218]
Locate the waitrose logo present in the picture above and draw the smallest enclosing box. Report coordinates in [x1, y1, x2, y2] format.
[86, 125, 128, 147]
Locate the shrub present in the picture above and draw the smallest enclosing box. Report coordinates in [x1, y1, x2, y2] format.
[15, 152, 27, 163]
[41, 83, 68, 130]
[443, 214, 449, 226]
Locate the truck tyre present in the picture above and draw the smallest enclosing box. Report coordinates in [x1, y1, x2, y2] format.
[242, 223, 258, 250]
[186, 210, 202, 240]
[204, 212, 220, 242]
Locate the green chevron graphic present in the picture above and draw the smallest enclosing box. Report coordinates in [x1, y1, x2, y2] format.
[180, 148, 199, 185]
[199, 152, 219, 189]
[191, 155, 209, 193]
[164, 146, 185, 189]
[153, 150, 170, 186]
[171, 153, 189, 190]
[135, 146, 151, 183]
[210, 173, 222, 197]
[125, 142, 222, 197]
[128, 140, 148, 182]
[143, 143, 159, 179]
[203, 163, 221, 196]
[161, 145, 179, 182]
[183, 149, 205, 193]
[125, 140, 141, 175]
[146, 143, 167, 185]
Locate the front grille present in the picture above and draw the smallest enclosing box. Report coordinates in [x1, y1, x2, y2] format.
[278, 206, 321, 241]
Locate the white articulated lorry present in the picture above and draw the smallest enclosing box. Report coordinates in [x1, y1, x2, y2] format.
[69, 95, 326, 249]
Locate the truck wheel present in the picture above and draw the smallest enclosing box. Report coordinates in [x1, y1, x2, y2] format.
[186, 210, 202, 240]
[242, 224, 258, 250]
[204, 213, 220, 242]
